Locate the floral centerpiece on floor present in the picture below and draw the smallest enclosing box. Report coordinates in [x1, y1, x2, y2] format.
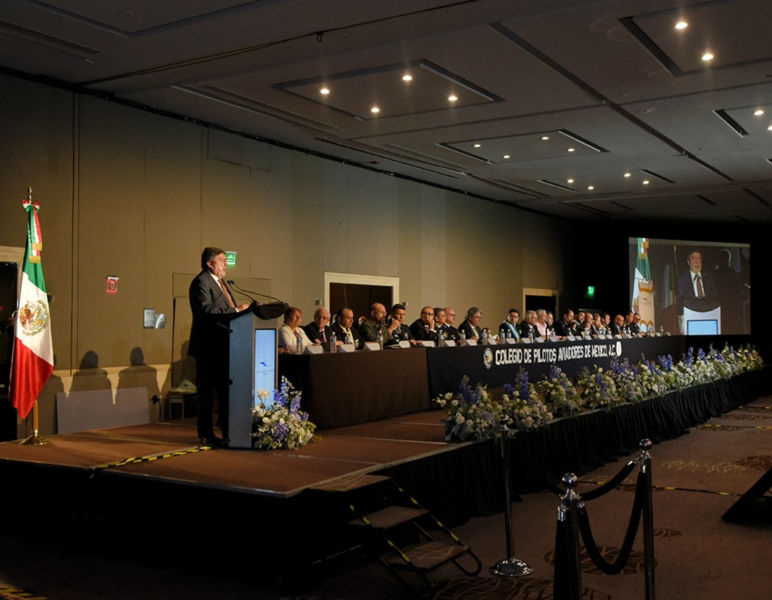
[576, 365, 619, 410]
[433, 376, 502, 441]
[252, 377, 316, 450]
[724, 344, 764, 373]
[609, 358, 646, 403]
[434, 344, 762, 443]
[503, 369, 553, 430]
[535, 365, 581, 418]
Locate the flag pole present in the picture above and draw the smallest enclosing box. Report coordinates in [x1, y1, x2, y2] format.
[13, 185, 53, 446]
[19, 402, 48, 446]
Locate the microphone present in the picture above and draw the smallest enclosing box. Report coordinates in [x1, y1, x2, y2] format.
[227, 280, 284, 304]
[227, 280, 287, 320]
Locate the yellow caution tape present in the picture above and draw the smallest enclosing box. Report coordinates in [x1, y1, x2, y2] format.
[92, 446, 211, 472]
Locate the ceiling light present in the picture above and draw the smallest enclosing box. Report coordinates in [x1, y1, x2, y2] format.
[587, 185, 595, 191]
[541, 135, 550, 141]
[701, 51, 714, 62]
[767, 124, 772, 131]
[642, 180, 650, 185]
[624, 172, 632, 178]
[448, 94, 458, 102]
[754, 109, 765, 116]
[503, 154, 511, 159]
[370, 105, 380, 114]
[675, 20, 688, 30]
[320, 87, 330, 95]
[473, 143, 481, 148]
[567, 147, 576, 153]
[402, 74, 413, 82]
[566, 178, 575, 184]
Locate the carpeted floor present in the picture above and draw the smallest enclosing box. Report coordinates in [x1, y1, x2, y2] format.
[0, 397, 769, 599]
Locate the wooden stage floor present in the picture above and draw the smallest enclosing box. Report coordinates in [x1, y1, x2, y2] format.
[0, 411, 461, 497]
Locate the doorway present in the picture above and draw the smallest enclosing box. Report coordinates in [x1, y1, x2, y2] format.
[324, 273, 399, 323]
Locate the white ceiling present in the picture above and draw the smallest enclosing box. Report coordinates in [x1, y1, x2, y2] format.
[1, 0, 771, 222]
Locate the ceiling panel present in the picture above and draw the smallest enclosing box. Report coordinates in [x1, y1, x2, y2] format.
[0, 0, 770, 222]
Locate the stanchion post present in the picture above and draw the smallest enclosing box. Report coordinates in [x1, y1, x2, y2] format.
[490, 420, 533, 577]
[640, 439, 656, 600]
[553, 473, 582, 600]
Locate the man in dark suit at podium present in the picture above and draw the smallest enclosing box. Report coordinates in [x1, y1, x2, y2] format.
[676, 250, 718, 307]
[189, 247, 250, 447]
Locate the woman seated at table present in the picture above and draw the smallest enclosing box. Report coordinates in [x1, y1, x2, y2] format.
[278, 306, 316, 354]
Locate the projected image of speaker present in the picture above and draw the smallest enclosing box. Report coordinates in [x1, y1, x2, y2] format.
[628, 238, 750, 335]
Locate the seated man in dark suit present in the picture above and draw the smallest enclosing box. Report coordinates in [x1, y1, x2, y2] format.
[519, 310, 540, 339]
[389, 304, 417, 345]
[410, 305, 439, 341]
[579, 311, 599, 338]
[359, 302, 398, 347]
[499, 308, 521, 341]
[609, 314, 625, 335]
[331, 307, 359, 347]
[458, 306, 483, 340]
[442, 306, 461, 341]
[303, 306, 333, 347]
[554, 308, 579, 337]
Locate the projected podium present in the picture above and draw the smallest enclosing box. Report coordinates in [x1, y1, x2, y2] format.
[221, 302, 283, 449]
[680, 299, 721, 335]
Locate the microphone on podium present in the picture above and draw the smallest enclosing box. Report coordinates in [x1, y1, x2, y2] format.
[227, 280, 288, 320]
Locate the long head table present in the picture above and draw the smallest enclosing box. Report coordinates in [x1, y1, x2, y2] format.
[279, 335, 751, 429]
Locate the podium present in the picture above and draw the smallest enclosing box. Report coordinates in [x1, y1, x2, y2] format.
[220, 302, 284, 449]
[681, 299, 721, 335]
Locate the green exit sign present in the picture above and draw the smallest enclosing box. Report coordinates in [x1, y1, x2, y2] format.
[225, 251, 237, 266]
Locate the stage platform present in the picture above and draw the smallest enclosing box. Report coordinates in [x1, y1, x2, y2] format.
[0, 411, 459, 498]
[0, 369, 767, 585]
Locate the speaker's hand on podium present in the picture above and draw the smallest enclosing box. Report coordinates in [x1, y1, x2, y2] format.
[237, 303, 251, 312]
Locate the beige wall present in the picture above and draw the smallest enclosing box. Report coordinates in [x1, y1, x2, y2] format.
[0, 72, 566, 434]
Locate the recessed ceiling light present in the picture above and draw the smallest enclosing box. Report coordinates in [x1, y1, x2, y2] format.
[675, 20, 688, 30]
[448, 94, 458, 102]
[320, 87, 330, 95]
[624, 172, 632, 178]
[702, 51, 714, 62]
[567, 147, 576, 153]
[587, 185, 595, 191]
[503, 154, 511, 159]
[767, 124, 772, 131]
[402, 74, 413, 82]
[754, 109, 765, 116]
[541, 135, 550, 141]
[642, 180, 650, 185]
[370, 105, 381, 114]
[473, 143, 481, 148]
[566, 178, 575, 184]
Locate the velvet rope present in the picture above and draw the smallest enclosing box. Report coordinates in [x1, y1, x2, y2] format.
[577, 471, 645, 574]
[581, 459, 638, 501]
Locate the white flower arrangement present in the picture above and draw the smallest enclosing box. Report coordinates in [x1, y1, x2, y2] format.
[433, 345, 763, 442]
[433, 376, 503, 441]
[576, 366, 620, 410]
[502, 369, 554, 431]
[251, 377, 317, 450]
[536, 365, 581, 417]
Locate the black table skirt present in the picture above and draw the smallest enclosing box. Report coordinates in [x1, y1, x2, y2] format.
[380, 369, 770, 524]
[279, 347, 429, 429]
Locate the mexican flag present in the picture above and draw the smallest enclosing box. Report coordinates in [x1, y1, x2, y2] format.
[11, 196, 54, 419]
